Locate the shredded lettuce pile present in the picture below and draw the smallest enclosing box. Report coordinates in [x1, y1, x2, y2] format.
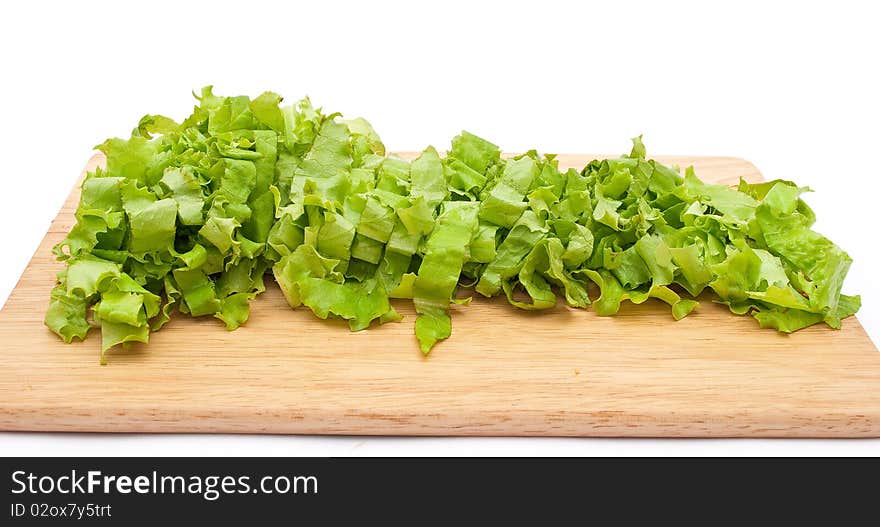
[46, 88, 860, 361]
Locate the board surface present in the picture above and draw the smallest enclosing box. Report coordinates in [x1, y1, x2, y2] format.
[1, 154, 878, 437]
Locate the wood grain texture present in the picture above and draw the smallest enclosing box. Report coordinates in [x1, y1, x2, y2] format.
[1, 153, 878, 437]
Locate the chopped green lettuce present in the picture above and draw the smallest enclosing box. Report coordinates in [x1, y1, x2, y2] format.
[46, 89, 860, 361]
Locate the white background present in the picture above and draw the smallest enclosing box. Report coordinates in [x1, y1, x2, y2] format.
[1, 0, 877, 456]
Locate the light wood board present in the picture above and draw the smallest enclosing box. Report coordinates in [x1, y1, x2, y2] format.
[1, 153, 878, 437]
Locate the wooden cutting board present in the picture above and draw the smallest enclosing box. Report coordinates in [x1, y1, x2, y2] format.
[1, 153, 878, 437]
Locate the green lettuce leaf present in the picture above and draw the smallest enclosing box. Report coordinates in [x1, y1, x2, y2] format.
[413, 202, 479, 353]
